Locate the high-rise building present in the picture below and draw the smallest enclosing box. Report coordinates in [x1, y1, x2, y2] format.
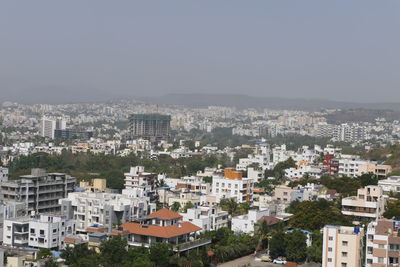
[322, 225, 364, 267]
[39, 116, 56, 139]
[128, 114, 171, 141]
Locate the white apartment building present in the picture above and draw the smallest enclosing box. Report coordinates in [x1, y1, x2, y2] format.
[59, 192, 156, 233]
[342, 186, 386, 220]
[0, 201, 26, 243]
[211, 168, 254, 203]
[231, 209, 270, 234]
[338, 155, 367, 178]
[3, 214, 75, 249]
[236, 154, 270, 171]
[0, 167, 8, 182]
[378, 176, 400, 195]
[180, 206, 229, 232]
[322, 225, 364, 267]
[39, 117, 56, 139]
[124, 166, 157, 195]
[167, 190, 201, 207]
[284, 165, 323, 179]
[272, 145, 295, 166]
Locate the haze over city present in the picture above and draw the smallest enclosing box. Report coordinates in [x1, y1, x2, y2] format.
[1, 0, 400, 103]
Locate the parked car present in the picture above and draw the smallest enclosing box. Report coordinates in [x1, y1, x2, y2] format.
[273, 258, 287, 264]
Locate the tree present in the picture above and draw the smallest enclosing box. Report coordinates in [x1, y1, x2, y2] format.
[183, 201, 195, 212]
[171, 202, 181, 212]
[285, 230, 307, 263]
[61, 243, 96, 265]
[37, 248, 52, 259]
[307, 231, 323, 263]
[219, 198, 239, 217]
[99, 235, 128, 267]
[384, 199, 400, 220]
[254, 220, 270, 251]
[269, 231, 287, 259]
[149, 243, 173, 267]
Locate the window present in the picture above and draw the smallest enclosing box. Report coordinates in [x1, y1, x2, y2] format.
[30, 229, 35, 234]
[328, 247, 332, 252]
[283, 192, 288, 196]
[341, 252, 347, 257]
[390, 257, 399, 264]
[40, 230, 44, 236]
[328, 258, 332, 262]
[329, 236, 333, 241]
[341, 263, 347, 267]
[342, 241, 348, 246]
[53, 229, 57, 233]
[389, 244, 400, 251]
[378, 244, 385, 249]
[378, 257, 384, 264]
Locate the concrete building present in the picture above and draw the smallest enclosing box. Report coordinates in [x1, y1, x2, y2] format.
[0, 167, 8, 182]
[39, 117, 56, 139]
[124, 166, 158, 197]
[378, 176, 400, 195]
[59, 191, 156, 234]
[341, 185, 386, 220]
[337, 155, 367, 178]
[0, 201, 26, 243]
[231, 209, 270, 234]
[365, 219, 400, 266]
[3, 214, 75, 249]
[79, 178, 108, 193]
[113, 208, 211, 252]
[128, 114, 171, 141]
[0, 169, 76, 213]
[322, 225, 364, 267]
[167, 190, 201, 208]
[180, 206, 229, 232]
[272, 185, 298, 204]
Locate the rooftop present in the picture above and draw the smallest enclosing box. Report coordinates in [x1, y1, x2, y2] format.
[147, 208, 182, 220]
[120, 221, 201, 238]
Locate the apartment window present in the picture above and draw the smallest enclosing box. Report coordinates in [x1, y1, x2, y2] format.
[235, 184, 238, 189]
[40, 230, 44, 236]
[53, 229, 57, 233]
[52, 238, 56, 242]
[216, 183, 219, 187]
[341, 263, 347, 267]
[378, 257, 384, 263]
[341, 252, 347, 257]
[367, 234, 374, 240]
[390, 257, 399, 264]
[283, 192, 288, 196]
[328, 247, 332, 252]
[222, 183, 225, 188]
[30, 229, 35, 234]
[342, 241, 348, 246]
[328, 236, 333, 241]
[389, 244, 400, 251]
[378, 244, 385, 249]
[367, 259, 372, 264]
[328, 258, 332, 262]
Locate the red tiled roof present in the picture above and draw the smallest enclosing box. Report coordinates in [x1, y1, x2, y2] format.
[86, 226, 108, 233]
[121, 221, 201, 238]
[259, 216, 282, 226]
[148, 208, 182, 220]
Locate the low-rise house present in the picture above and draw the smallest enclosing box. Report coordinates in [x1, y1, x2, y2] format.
[113, 209, 211, 252]
[378, 176, 400, 195]
[231, 209, 270, 234]
[341, 185, 386, 220]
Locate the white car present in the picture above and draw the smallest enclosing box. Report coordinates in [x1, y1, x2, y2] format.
[273, 258, 287, 264]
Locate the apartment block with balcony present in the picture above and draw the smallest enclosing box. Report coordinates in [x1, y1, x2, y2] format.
[180, 206, 228, 232]
[341, 185, 386, 220]
[366, 219, 400, 267]
[211, 168, 254, 203]
[322, 225, 364, 267]
[124, 166, 158, 198]
[378, 176, 400, 195]
[0, 168, 75, 213]
[59, 192, 156, 234]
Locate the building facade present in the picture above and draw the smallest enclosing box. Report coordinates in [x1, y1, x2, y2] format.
[129, 114, 171, 141]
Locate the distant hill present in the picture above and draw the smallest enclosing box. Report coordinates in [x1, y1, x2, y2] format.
[139, 93, 400, 111]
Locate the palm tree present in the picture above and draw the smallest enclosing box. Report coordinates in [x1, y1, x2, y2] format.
[254, 220, 270, 251]
[171, 202, 181, 212]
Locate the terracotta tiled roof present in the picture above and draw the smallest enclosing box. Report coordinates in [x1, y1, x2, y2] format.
[259, 216, 282, 226]
[86, 226, 108, 233]
[121, 221, 201, 238]
[148, 208, 182, 220]
[64, 236, 85, 244]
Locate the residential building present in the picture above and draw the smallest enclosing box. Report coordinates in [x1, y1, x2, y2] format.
[167, 190, 201, 208]
[54, 129, 93, 139]
[0, 168, 76, 213]
[128, 114, 171, 141]
[322, 225, 364, 267]
[231, 209, 270, 234]
[365, 219, 400, 266]
[0, 167, 8, 182]
[59, 191, 156, 233]
[113, 209, 211, 252]
[124, 166, 157, 197]
[3, 214, 75, 249]
[378, 176, 400, 195]
[79, 178, 108, 193]
[180, 206, 229, 232]
[39, 117, 56, 139]
[272, 185, 298, 204]
[0, 201, 26, 243]
[211, 168, 254, 203]
[341, 185, 386, 220]
[338, 155, 366, 178]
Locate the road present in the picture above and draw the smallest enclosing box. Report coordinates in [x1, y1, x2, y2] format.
[218, 255, 322, 267]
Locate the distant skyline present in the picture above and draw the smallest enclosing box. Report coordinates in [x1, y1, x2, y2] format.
[1, 1, 400, 103]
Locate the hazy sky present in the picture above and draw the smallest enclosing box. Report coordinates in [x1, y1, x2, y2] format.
[1, 1, 399, 103]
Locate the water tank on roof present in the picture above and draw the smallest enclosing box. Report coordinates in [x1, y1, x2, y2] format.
[354, 226, 360, 234]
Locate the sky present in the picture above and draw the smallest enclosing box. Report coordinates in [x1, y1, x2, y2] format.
[1, 1, 400, 103]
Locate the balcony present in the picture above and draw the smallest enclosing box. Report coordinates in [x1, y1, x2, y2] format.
[173, 238, 212, 252]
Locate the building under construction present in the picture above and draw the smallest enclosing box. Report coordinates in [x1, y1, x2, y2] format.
[128, 114, 171, 141]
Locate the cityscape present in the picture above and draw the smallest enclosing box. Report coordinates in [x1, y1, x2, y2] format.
[1, 1, 400, 267]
